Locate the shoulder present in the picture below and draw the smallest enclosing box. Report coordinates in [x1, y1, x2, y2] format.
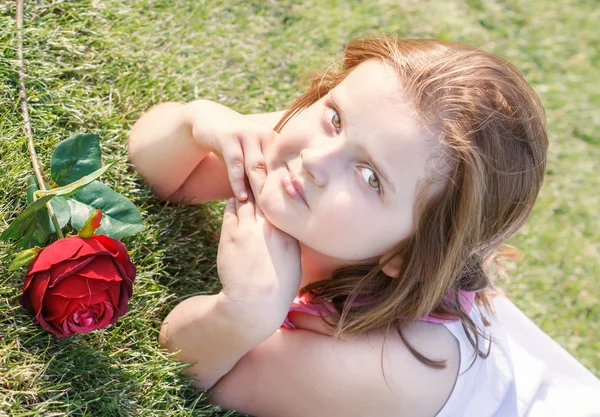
[206, 314, 459, 417]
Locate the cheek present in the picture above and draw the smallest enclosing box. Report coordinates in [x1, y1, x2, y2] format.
[257, 173, 283, 213]
[256, 168, 296, 229]
[308, 196, 386, 258]
[310, 197, 413, 260]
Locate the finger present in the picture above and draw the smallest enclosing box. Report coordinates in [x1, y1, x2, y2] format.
[235, 192, 255, 222]
[221, 197, 238, 231]
[242, 133, 268, 198]
[253, 192, 265, 219]
[219, 136, 248, 201]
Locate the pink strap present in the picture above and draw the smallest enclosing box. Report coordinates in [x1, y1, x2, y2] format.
[282, 291, 476, 330]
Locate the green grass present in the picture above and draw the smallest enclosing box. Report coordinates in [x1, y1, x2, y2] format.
[1, 0, 598, 415]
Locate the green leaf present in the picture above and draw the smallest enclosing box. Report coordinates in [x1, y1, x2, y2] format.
[51, 133, 102, 186]
[26, 176, 71, 233]
[36, 163, 113, 199]
[47, 196, 71, 232]
[24, 211, 53, 249]
[0, 195, 57, 248]
[68, 181, 144, 239]
[26, 175, 38, 205]
[9, 246, 43, 271]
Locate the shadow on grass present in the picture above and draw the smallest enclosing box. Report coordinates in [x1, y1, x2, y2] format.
[131, 189, 250, 416]
[144, 194, 224, 301]
[38, 339, 138, 416]
[17, 332, 241, 416]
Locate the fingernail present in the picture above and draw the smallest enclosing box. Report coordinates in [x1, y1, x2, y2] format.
[240, 190, 247, 200]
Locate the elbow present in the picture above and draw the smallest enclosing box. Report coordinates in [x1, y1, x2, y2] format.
[126, 115, 147, 173]
[158, 307, 216, 390]
[157, 302, 194, 358]
[158, 305, 186, 356]
[126, 138, 182, 203]
[158, 317, 175, 353]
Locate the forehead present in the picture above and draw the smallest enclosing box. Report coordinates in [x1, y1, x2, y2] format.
[334, 60, 419, 139]
[333, 60, 435, 198]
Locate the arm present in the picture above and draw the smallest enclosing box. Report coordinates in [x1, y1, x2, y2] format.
[159, 196, 302, 390]
[161, 109, 287, 204]
[128, 102, 285, 204]
[158, 293, 277, 390]
[210, 316, 459, 417]
[127, 101, 211, 201]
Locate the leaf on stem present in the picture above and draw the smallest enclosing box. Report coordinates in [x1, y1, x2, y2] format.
[51, 133, 102, 186]
[36, 163, 113, 199]
[26, 175, 71, 231]
[0, 194, 57, 248]
[68, 181, 144, 239]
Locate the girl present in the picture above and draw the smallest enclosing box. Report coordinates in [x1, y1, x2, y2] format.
[128, 37, 600, 416]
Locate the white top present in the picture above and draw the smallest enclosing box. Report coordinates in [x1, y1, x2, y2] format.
[436, 296, 600, 417]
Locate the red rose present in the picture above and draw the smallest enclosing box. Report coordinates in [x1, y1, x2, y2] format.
[19, 235, 136, 338]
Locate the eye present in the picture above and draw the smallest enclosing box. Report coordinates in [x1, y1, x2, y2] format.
[325, 107, 342, 133]
[358, 166, 381, 194]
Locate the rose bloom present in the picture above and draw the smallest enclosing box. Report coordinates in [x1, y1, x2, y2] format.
[19, 235, 136, 338]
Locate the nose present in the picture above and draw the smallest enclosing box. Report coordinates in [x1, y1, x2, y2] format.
[300, 144, 343, 187]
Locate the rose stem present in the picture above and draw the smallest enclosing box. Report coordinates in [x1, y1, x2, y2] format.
[16, 0, 63, 239]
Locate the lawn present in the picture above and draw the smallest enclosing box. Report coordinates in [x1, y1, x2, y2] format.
[1, 0, 598, 415]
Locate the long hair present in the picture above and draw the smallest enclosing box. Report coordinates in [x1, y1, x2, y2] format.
[274, 37, 548, 369]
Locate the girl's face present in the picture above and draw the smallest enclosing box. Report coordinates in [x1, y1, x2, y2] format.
[259, 60, 437, 262]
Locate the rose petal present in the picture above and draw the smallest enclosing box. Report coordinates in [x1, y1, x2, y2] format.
[90, 235, 124, 257]
[43, 291, 112, 321]
[97, 301, 115, 328]
[106, 281, 121, 307]
[70, 256, 123, 282]
[19, 272, 42, 313]
[37, 312, 70, 338]
[43, 293, 77, 321]
[78, 236, 121, 257]
[93, 235, 136, 282]
[20, 272, 51, 315]
[49, 255, 97, 285]
[60, 317, 74, 337]
[110, 258, 133, 297]
[73, 308, 97, 327]
[75, 290, 112, 310]
[116, 279, 131, 317]
[92, 301, 106, 317]
[68, 301, 115, 334]
[43, 295, 85, 321]
[27, 237, 84, 274]
[49, 274, 113, 299]
[22, 271, 37, 294]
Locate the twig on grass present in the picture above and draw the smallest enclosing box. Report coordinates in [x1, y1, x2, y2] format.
[15, 0, 63, 238]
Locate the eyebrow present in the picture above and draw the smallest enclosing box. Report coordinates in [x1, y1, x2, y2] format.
[330, 92, 397, 196]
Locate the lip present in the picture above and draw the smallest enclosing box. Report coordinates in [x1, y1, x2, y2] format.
[283, 166, 309, 208]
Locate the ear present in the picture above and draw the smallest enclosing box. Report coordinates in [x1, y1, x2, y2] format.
[379, 253, 402, 279]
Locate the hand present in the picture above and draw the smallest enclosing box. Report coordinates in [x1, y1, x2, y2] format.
[185, 100, 277, 201]
[216, 194, 302, 330]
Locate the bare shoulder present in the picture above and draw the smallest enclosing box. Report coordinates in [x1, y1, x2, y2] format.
[206, 315, 459, 417]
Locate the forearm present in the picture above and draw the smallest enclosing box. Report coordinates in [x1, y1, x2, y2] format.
[159, 293, 278, 390]
[127, 101, 212, 200]
[129, 101, 285, 204]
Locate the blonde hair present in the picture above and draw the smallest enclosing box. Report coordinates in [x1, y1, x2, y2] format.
[274, 37, 548, 369]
